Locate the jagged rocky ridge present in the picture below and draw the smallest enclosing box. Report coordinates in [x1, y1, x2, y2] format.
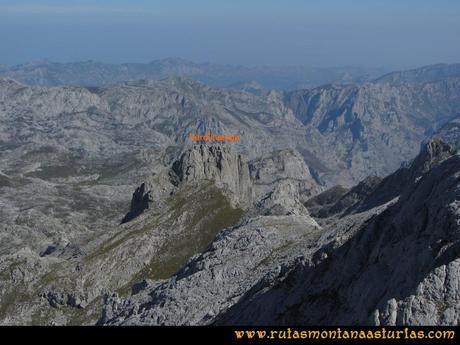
[100, 139, 460, 325]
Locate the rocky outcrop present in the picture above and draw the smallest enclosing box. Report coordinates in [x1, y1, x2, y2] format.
[170, 145, 253, 206]
[40, 289, 88, 309]
[251, 180, 312, 217]
[123, 145, 321, 223]
[120, 144, 254, 224]
[412, 138, 455, 174]
[39, 241, 84, 260]
[249, 149, 321, 203]
[433, 115, 460, 151]
[121, 183, 151, 223]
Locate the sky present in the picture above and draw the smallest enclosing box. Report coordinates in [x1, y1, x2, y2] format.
[0, 0, 459, 69]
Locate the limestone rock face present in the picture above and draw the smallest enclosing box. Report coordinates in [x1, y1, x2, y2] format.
[433, 115, 460, 151]
[252, 180, 312, 217]
[123, 145, 320, 223]
[170, 145, 253, 206]
[120, 143, 322, 222]
[249, 149, 321, 203]
[413, 138, 455, 174]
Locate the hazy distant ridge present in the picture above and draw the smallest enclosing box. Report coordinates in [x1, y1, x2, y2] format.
[0, 58, 388, 90]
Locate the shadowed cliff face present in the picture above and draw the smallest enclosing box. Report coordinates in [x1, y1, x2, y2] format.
[121, 183, 151, 224]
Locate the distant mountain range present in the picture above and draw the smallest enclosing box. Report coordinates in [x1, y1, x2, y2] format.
[0, 58, 389, 90]
[375, 63, 460, 85]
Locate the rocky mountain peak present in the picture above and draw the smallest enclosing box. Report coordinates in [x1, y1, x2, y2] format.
[122, 145, 321, 223]
[0, 77, 22, 89]
[353, 139, 456, 213]
[249, 148, 321, 202]
[169, 144, 253, 206]
[122, 144, 255, 224]
[413, 138, 455, 174]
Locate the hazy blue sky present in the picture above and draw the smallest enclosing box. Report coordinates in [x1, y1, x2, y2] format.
[0, 0, 459, 68]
